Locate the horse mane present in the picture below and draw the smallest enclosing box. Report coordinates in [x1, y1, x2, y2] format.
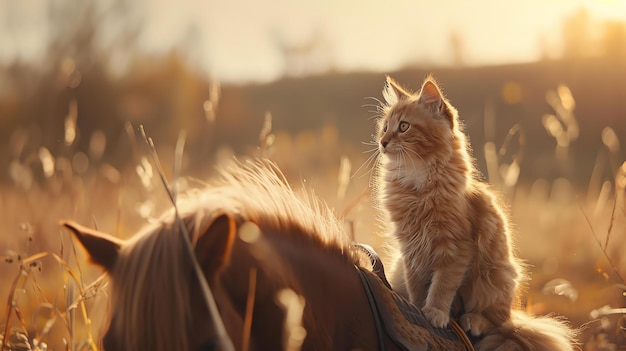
[185, 159, 355, 255]
[108, 158, 359, 351]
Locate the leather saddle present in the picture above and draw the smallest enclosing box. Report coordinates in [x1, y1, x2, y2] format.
[354, 244, 474, 351]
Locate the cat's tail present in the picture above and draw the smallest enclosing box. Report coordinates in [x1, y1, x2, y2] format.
[475, 310, 578, 351]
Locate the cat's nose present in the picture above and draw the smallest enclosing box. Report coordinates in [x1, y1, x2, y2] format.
[381, 140, 389, 148]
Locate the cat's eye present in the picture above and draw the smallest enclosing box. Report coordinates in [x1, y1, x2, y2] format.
[399, 121, 410, 133]
[382, 122, 388, 132]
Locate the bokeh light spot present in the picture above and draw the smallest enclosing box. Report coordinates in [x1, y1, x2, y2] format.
[501, 81, 523, 104]
[72, 152, 89, 174]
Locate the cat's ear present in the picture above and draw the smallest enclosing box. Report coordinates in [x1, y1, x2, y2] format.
[418, 77, 454, 125]
[383, 76, 410, 105]
[418, 77, 444, 109]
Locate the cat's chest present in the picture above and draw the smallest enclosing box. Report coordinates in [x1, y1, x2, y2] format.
[382, 181, 466, 238]
[382, 162, 430, 188]
[384, 189, 437, 231]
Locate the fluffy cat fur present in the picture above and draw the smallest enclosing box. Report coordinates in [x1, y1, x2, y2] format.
[375, 76, 576, 350]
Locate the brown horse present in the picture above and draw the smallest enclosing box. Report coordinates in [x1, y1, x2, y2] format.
[61, 159, 468, 351]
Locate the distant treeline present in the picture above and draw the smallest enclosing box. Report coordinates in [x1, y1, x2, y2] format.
[1, 3, 625, 187]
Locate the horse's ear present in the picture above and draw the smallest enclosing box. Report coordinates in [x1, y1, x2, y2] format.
[194, 214, 237, 277]
[60, 220, 124, 272]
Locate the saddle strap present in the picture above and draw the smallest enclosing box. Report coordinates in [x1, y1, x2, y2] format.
[356, 266, 390, 351]
[353, 243, 392, 289]
[450, 320, 476, 351]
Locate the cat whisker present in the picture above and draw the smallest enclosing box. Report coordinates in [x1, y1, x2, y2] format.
[368, 154, 382, 187]
[362, 103, 383, 109]
[352, 151, 379, 178]
[351, 148, 380, 180]
[364, 98, 387, 117]
[364, 113, 385, 121]
[364, 96, 385, 107]
[361, 147, 379, 154]
[361, 141, 378, 147]
[366, 109, 384, 115]
[362, 104, 386, 113]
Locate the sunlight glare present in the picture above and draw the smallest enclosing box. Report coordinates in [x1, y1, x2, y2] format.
[2, 0, 626, 82]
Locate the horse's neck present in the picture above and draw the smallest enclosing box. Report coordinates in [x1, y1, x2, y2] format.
[220, 232, 332, 348]
[189, 277, 246, 351]
[218, 235, 290, 351]
[218, 227, 384, 350]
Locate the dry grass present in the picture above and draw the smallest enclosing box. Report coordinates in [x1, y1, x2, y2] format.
[0, 84, 625, 350]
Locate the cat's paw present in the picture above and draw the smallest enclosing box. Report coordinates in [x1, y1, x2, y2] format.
[460, 313, 492, 336]
[422, 306, 450, 328]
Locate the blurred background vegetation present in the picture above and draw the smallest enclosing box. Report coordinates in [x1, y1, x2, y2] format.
[1, 0, 625, 350]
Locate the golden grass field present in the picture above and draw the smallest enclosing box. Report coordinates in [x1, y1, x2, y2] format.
[1, 85, 625, 351]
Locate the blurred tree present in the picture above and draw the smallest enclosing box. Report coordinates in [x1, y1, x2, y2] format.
[0, 0, 146, 180]
[449, 31, 465, 67]
[45, 0, 144, 71]
[602, 21, 626, 62]
[561, 7, 592, 59]
[274, 29, 333, 77]
[0, 0, 227, 183]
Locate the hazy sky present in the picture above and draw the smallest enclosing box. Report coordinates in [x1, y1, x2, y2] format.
[141, 0, 626, 82]
[2, 0, 626, 83]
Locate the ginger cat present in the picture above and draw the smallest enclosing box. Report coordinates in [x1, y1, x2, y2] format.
[375, 76, 576, 350]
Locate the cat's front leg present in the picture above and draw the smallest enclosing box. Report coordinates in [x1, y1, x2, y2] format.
[422, 306, 450, 329]
[389, 257, 410, 299]
[403, 261, 428, 307]
[422, 263, 468, 328]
